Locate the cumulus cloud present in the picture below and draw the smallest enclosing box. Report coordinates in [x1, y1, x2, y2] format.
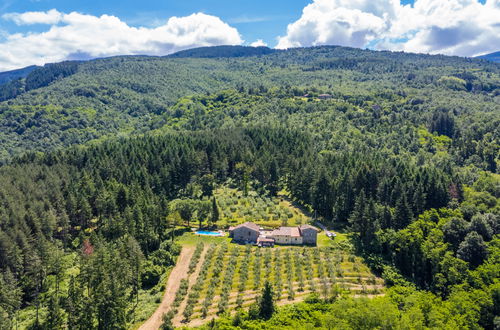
[277, 0, 500, 57]
[3, 9, 63, 25]
[250, 39, 268, 47]
[0, 10, 242, 71]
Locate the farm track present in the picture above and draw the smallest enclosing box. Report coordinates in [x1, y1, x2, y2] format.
[173, 246, 209, 325]
[138, 245, 195, 330]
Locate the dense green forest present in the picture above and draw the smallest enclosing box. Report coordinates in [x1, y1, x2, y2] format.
[0, 46, 499, 329]
[0, 46, 498, 162]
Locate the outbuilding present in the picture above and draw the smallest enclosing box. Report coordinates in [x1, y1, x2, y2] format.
[257, 237, 275, 247]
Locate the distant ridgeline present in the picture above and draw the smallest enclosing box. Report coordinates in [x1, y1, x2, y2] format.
[0, 61, 80, 102]
[167, 45, 278, 58]
[0, 45, 498, 163]
[476, 51, 500, 63]
[0, 46, 277, 102]
[0, 65, 38, 85]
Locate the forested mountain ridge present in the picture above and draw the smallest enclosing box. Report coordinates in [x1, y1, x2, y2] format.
[477, 51, 500, 63]
[167, 45, 277, 58]
[0, 46, 499, 162]
[0, 66, 38, 85]
[0, 46, 499, 329]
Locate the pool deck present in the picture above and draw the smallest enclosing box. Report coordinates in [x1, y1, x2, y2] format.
[194, 230, 226, 237]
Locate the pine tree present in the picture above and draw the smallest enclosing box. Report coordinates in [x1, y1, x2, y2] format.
[80, 296, 95, 329]
[394, 193, 413, 229]
[45, 295, 64, 329]
[268, 160, 279, 196]
[412, 183, 426, 216]
[66, 276, 82, 329]
[348, 190, 366, 234]
[363, 199, 380, 250]
[380, 205, 392, 229]
[312, 169, 333, 219]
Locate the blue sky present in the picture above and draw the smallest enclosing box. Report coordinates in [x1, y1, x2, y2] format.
[0, 0, 314, 47]
[0, 0, 497, 71]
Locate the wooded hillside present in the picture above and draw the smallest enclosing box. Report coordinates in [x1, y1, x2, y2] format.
[0, 46, 498, 329]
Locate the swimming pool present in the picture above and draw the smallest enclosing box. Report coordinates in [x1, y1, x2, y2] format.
[195, 230, 224, 236]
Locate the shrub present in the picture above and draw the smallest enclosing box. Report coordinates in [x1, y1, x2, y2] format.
[188, 243, 204, 274]
[183, 304, 194, 321]
[141, 260, 162, 289]
[173, 278, 189, 309]
[253, 248, 262, 290]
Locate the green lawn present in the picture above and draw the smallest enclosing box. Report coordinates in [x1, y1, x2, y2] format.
[177, 232, 232, 246]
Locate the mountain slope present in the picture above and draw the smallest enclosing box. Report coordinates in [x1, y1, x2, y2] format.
[0, 45, 498, 330]
[476, 51, 500, 63]
[0, 46, 498, 162]
[0, 65, 38, 85]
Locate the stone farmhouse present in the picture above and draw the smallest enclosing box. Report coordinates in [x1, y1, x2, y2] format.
[229, 222, 260, 242]
[229, 222, 319, 246]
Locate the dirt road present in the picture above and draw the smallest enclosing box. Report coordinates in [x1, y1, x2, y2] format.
[172, 247, 208, 326]
[139, 245, 195, 330]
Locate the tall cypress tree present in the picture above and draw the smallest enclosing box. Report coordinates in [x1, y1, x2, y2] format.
[363, 199, 380, 250]
[210, 197, 219, 227]
[66, 276, 82, 329]
[258, 281, 275, 320]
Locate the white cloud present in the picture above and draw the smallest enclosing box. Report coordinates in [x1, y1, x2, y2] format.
[3, 9, 62, 25]
[250, 39, 268, 47]
[276, 0, 500, 57]
[0, 10, 242, 71]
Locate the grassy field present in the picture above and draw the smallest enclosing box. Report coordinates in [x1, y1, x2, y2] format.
[164, 238, 384, 328]
[177, 232, 232, 246]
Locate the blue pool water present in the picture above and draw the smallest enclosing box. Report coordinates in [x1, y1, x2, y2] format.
[196, 230, 223, 236]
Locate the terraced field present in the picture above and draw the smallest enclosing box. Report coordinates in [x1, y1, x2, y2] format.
[161, 242, 384, 328]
